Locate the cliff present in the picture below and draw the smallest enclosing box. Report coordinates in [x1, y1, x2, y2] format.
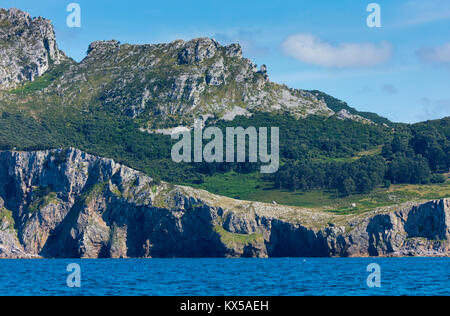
[0, 8, 67, 89]
[0, 148, 448, 258]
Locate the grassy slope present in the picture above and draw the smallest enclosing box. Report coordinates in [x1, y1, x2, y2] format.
[190, 171, 450, 214]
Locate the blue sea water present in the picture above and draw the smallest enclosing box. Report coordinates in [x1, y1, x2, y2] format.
[0, 258, 448, 296]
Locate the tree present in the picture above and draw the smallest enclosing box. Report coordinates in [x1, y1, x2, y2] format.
[339, 178, 356, 197]
[355, 171, 373, 194]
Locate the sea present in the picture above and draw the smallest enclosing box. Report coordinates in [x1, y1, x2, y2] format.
[0, 258, 448, 296]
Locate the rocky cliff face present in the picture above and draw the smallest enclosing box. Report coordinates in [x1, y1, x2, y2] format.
[0, 8, 66, 90]
[0, 148, 448, 258]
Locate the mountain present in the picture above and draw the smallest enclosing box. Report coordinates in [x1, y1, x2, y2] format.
[0, 8, 396, 132]
[66, 38, 335, 128]
[0, 8, 67, 90]
[0, 8, 335, 129]
[0, 148, 448, 258]
[0, 8, 446, 189]
[0, 7, 448, 259]
[0, 7, 397, 182]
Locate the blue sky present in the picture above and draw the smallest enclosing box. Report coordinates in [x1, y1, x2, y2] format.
[3, 0, 450, 123]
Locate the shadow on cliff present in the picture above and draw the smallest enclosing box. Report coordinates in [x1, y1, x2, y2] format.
[39, 172, 105, 258]
[266, 220, 330, 257]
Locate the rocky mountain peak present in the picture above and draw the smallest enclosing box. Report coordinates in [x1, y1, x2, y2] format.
[224, 43, 242, 58]
[176, 37, 242, 63]
[53, 35, 331, 127]
[178, 37, 220, 64]
[0, 7, 66, 90]
[87, 40, 121, 56]
[1, 7, 31, 23]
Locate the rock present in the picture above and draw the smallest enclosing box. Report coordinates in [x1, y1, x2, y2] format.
[86, 40, 121, 55]
[0, 148, 448, 258]
[178, 38, 219, 64]
[0, 8, 66, 89]
[336, 109, 373, 124]
[258, 64, 268, 80]
[44, 34, 334, 125]
[224, 43, 242, 58]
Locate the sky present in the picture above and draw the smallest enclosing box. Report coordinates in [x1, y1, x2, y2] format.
[3, 0, 450, 123]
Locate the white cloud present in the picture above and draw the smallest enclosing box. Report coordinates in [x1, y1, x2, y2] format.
[282, 34, 392, 68]
[417, 42, 450, 64]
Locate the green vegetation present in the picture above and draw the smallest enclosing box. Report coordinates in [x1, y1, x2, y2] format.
[187, 172, 262, 199]
[152, 184, 175, 208]
[111, 185, 122, 197]
[0, 207, 15, 233]
[28, 186, 58, 213]
[213, 112, 390, 160]
[192, 171, 449, 213]
[10, 62, 72, 95]
[266, 116, 449, 197]
[81, 181, 107, 205]
[0, 53, 447, 213]
[0, 92, 447, 208]
[214, 225, 263, 247]
[0, 207, 14, 222]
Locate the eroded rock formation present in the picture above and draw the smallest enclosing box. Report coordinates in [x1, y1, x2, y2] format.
[0, 148, 448, 258]
[0, 8, 66, 89]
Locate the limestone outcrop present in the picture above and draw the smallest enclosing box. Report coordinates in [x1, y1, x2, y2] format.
[0, 8, 66, 89]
